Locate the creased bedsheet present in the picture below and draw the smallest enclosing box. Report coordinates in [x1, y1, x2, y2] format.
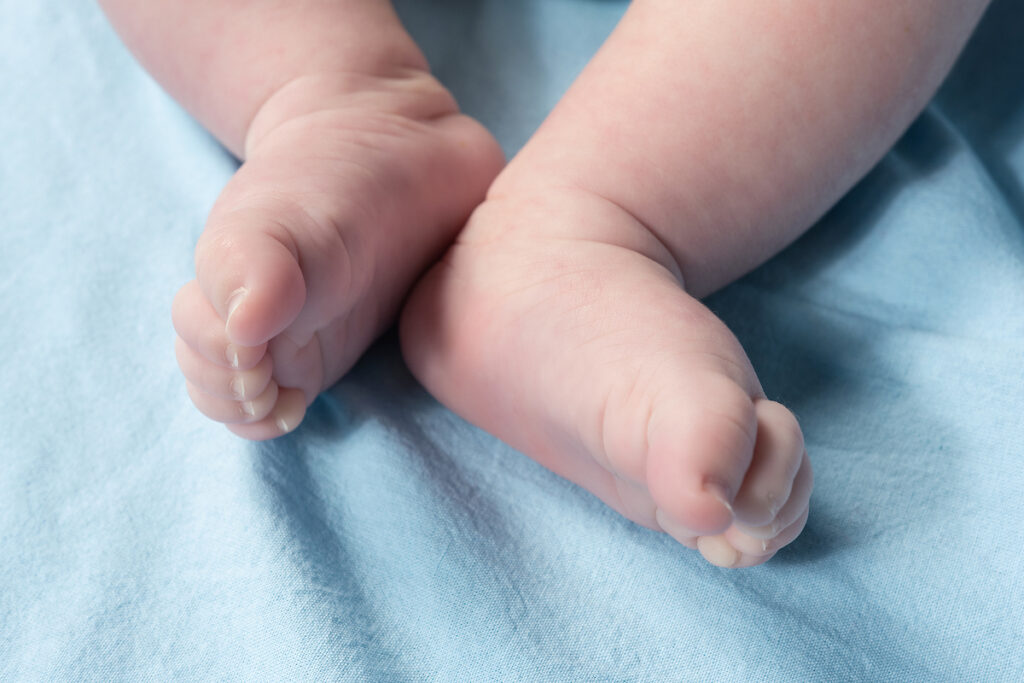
[2, 1, 1022, 680]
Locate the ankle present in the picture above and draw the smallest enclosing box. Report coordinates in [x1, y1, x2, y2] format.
[244, 68, 459, 158]
[477, 184, 686, 287]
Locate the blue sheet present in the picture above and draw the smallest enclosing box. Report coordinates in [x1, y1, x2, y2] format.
[2, 1, 1022, 679]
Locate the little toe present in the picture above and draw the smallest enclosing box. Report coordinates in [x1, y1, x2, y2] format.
[731, 400, 806, 527]
[194, 209, 306, 347]
[731, 552, 778, 569]
[697, 534, 743, 568]
[226, 387, 307, 441]
[174, 337, 274, 402]
[172, 280, 267, 370]
[186, 378, 280, 425]
[696, 531, 784, 569]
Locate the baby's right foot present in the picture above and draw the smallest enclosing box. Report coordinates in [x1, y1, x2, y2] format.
[401, 190, 812, 568]
[172, 70, 503, 439]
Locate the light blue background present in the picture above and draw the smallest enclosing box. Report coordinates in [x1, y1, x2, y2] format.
[1, 1, 1022, 680]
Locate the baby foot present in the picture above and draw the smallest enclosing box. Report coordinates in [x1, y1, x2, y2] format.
[172, 70, 503, 439]
[401, 189, 812, 567]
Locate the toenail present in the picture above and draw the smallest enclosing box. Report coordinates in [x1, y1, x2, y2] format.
[697, 535, 740, 568]
[226, 344, 240, 369]
[241, 401, 257, 417]
[276, 417, 292, 433]
[230, 376, 247, 401]
[703, 480, 734, 512]
[226, 287, 248, 324]
[736, 520, 778, 540]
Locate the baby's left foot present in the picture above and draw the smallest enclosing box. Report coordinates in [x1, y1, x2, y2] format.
[401, 189, 812, 567]
[171, 71, 503, 439]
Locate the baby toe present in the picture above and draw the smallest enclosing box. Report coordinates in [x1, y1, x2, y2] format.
[694, 533, 770, 568]
[731, 400, 805, 527]
[646, 375, 758, 536]
[194, 209, 306, 347]
[655, 508, 700, 549]
[735, 450, 813, 540]
[696, 527, 788, 569]
[175, 337, 273, 402]
[185, 378, 279, 425]
[172, 280, 267, 370]
[726, 504, 810, 559]
[696, 534, 743, 568]
[226, 387, 308, 440]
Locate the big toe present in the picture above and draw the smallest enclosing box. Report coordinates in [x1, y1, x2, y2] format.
[195, 208, 306, 347]
[645, 374, 759, 537]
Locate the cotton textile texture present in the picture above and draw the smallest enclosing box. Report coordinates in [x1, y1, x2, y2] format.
[2, 0, 1023, 680]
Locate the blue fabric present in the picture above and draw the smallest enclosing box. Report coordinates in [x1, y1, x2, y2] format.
[2, 0, 1022, 680]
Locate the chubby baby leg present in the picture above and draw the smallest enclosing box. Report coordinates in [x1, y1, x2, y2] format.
[100, 0, 504, 437]
[401, 0, 990, 565]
